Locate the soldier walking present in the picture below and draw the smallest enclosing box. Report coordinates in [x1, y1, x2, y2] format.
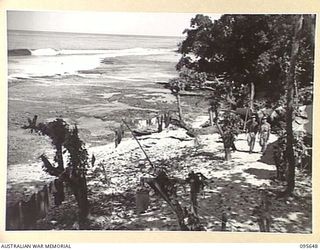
[246, 115, 259, 153]
[259, 117, 271, 155]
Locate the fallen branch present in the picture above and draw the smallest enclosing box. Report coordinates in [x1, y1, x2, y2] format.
[122, 120, 155, 169]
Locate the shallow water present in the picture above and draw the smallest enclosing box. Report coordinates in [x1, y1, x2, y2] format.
[7, 30, 181, 166]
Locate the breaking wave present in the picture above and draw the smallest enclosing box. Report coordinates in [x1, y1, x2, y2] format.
[8, 47, 177, 80]
[8, 47, 173, 57]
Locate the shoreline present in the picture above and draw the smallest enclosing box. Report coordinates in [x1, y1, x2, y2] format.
[6, 114, 313, 232]
[6, 114, 206, 205]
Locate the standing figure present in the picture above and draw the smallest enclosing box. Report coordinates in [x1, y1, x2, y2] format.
[246, 115, 259, 153]
[259, 117, 271, 154]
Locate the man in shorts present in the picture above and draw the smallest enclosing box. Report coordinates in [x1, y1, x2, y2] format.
[259, 116, 271, 154]
[247, 115, 259, 153]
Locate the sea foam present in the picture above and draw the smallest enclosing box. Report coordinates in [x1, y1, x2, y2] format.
[9, 47, 173, 57]
[8, 47, 175, 79]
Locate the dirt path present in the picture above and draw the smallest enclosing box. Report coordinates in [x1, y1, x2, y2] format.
[33, 117, 312, 232]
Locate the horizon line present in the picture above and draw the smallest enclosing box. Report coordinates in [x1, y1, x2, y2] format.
[7, 28, 185, 38]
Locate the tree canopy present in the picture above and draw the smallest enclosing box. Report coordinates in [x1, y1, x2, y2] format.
[177, 14, 315, 104]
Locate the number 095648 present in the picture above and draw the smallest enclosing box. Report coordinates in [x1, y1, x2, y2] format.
[300, 244, 318, 248]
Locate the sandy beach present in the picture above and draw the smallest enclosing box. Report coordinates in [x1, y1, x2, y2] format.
[7, 113, 312, 232]
[6, 27, 313, 233]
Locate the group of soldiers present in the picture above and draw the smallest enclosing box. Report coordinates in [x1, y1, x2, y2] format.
[246, 115, 271, 154]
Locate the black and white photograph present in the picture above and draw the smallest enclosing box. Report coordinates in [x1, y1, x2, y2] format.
[6, 11, 315, 233]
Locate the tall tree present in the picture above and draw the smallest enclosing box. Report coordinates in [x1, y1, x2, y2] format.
[207, 79, 242, 161]
[176, 14, 314, 190]
[64, 125, 89, 218]
[281, 15, 304, 196]
[169, 68, 207, 121]
[177, 14, 314, 106]
[23, 118, 90, 225]
[40, 119, 68, 171]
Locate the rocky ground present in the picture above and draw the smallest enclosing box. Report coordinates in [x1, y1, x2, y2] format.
[33, 116, 312, 233]
[7, 79, 312, 232]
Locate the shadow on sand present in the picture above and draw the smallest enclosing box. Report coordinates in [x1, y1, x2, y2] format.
[191, 151, 225, 161]
[235, 149, 261, 154]
[258, 140, 277, 165]
[244, 168, 276, 180]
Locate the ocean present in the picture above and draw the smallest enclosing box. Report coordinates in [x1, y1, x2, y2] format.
[8, 30, 181, 79]
[7, 30, 183, 194]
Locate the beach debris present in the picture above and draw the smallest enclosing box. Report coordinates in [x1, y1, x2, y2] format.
[114, 125, 125, 148]
[21, 115, 38, 133]
[91, 154, 96, 168]
[141, 169, 209, 231]
[6, 184, 51, 230]
[185, 171, 208, 215]
[97, 161, 111, 185]
[135, 186, 150, 214]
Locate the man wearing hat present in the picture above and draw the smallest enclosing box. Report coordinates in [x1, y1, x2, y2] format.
[259, 116, 271, 154]
[246, 115, 259, 153]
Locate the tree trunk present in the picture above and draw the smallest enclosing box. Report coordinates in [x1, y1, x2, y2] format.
[70, 174, 89, 227]
[249, 82, 255, 112]
[209, 108, 214, 126]
[282, 15, 304, 196]
[294, 80, 299, 105]
[224, 147, 231, 161]
[307, 14, 316, 47]
[243, 107, 249, 131]
[78, 177, 89, 223]
[55, 145, 64, 171]
[176, 93, 183, 121]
